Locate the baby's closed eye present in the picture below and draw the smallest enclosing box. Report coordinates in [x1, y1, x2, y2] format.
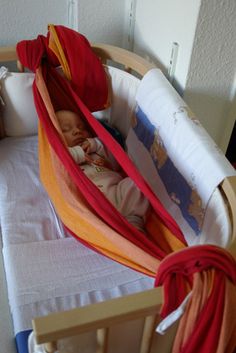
[61, 125, 72, 133]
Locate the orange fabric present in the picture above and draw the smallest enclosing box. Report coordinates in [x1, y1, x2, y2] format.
[216, 279, 236, 353]
[146, 211, 186, 254]
[172, 270, 214, 352]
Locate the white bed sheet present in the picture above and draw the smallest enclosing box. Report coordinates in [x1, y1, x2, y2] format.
[0, 136, 154, 334]
[0, 136, 67, 245]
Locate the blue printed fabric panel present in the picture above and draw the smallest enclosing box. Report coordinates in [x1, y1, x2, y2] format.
[133, 106, 204, 235]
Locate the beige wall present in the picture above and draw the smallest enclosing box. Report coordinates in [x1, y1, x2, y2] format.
[184, 0, 236, 150]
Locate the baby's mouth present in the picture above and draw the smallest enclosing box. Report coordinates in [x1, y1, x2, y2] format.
[74, 137, 85, 144]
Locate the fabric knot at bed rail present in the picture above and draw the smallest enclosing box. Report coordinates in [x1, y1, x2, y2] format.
[155, 244, 236, 353]
[16, 24, 108, 112]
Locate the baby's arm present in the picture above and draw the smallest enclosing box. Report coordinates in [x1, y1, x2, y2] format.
[69, 139, 101, 164]
[80, 137, 121, 171]
[87, 137, 121, 171]
[81, 138, 104, 154]
[69, 145, 86, 164]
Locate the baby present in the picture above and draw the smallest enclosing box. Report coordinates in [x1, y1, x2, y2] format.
[56, 110, 149, 232]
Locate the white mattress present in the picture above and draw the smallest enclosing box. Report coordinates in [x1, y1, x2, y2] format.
[0, 136, 154, 334]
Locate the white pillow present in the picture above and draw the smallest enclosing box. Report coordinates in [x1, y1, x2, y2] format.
[0, 71, 38, 136]
[93, 66, 140, 138]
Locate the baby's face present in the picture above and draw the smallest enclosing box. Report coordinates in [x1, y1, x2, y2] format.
[56, 110, 91, 147]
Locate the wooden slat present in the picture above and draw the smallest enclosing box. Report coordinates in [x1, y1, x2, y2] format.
[139, 315, 157, 353]
[96, 328, 109, 353]
[44, 341, 57, 353]
[32, 287, 162, 345]
[0, 116, 5, 139]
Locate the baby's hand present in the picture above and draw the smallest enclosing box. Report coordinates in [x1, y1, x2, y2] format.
[84, 154, 94, 164]
[80, 140, 91, 152]
[93, 157, 106, 166]
[84, 154, 106, 167]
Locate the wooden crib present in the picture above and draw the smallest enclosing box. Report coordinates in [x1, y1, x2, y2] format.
[0, 42, 236, 353]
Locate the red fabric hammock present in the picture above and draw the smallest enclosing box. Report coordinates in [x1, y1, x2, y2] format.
[16, 25, 236, 353]
[17, 25, 186, 259]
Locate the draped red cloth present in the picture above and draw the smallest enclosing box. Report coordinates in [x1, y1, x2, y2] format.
[17, 25, 108, 112]
[16, 25, 236, 353]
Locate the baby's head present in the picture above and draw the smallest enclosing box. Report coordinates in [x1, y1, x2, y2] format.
[56, 110, 92, 147]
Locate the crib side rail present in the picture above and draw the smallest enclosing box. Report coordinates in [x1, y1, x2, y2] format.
[221, 176, 236, 256]
[32, 287, 171, 353]
[0, 46, 16, 139]
[0, 45, 17, 62]
[0, 44, 156, 76]
[0, 45, 23, 71]
[91, 43, 156, 76]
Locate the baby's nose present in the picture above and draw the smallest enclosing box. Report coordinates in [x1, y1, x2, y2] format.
[73, 127, 82, 135]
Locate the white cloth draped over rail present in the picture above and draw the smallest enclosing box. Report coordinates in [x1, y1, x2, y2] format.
[127, 68, 236, 246]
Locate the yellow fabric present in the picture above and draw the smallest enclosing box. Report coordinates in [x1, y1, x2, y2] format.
[48, 24, 72, 81]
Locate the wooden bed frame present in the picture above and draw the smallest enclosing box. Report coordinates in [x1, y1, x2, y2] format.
[0, 43, 236, 353]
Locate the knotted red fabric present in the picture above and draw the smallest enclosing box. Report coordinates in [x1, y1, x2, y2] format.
[17, 25, 108, 112]
[156, 245, 236, 353]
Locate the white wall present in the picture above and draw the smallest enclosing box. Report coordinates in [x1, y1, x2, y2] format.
[75, 0, 127, 46]
[133, 0, 201, 91]
[0, 0, 127, 47]
[0, 0, 68, 45]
